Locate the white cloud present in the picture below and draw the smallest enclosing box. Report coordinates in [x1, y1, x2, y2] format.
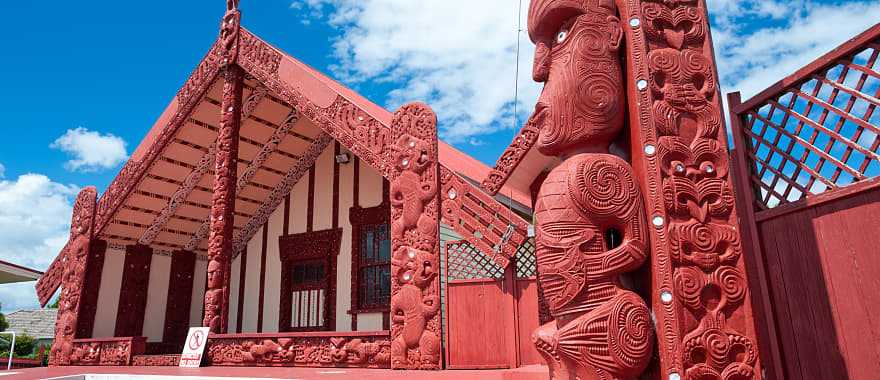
[711, 0, 880, 99]
[0, 174, 78, 312]
[51, 127, 129, 172]
[292, 0, 540, 144]
[293, 0, 880, 144]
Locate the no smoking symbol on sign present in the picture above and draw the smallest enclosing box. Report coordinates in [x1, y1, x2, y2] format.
[188, 330, 205, 350]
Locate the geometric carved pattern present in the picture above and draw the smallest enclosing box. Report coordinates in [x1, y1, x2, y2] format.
[162, 251, 196, 349]
[77, 239, 107, 339]
[205, 332, 391, 368]
[617, 0, 764, 378]
[445, 240, 505, 280]
[733, 26, 880, 210]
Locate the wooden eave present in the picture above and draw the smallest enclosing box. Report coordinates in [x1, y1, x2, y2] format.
[72, 26, 531, 264]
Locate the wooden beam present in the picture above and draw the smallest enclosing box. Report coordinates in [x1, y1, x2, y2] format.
[138, 87, 268, 246]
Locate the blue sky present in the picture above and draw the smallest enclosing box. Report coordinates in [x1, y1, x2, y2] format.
[0, 0, 878, 311]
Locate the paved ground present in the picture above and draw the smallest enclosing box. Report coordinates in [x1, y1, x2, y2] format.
[3, 365, 549, 380]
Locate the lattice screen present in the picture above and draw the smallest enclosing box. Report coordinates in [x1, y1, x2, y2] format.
[445, 240, 505, 280]
[515, 238, 537, 279]
[735, 30, 880, 209]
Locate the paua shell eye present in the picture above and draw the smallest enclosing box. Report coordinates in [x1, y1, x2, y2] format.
[557, 28, 569, 43]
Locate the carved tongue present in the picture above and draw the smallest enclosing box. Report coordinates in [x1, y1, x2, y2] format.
[664, 27, 685, 50]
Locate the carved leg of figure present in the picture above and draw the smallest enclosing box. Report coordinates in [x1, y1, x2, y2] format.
[419, 331, 441, 367]
[532, 321, 571, 380]
[554, 291, 653, 380]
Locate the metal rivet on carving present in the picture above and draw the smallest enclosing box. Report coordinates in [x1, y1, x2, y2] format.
[644, 144, 656, 155]
[358, 116, 364, 121]
[403, 273, 411, 281]
[661, 290, 673, 304]
[227, 107, 234, 112]
[630, 18, 641, 28]
[409, 141, 416, 148]
[402, 159, 410, 167]
[448, 188, 457, 200]
[637, 79, 648, 90]
[669, 373, 681, 380]
[652, 215, 664, 227]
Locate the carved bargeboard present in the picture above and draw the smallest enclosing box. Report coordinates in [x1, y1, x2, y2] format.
[49, 187, 98, 366]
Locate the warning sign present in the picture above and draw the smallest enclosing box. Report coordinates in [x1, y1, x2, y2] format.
[179, 327, 211, 368]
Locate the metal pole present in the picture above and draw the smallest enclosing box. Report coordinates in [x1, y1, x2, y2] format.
[0, 331, 17, 370]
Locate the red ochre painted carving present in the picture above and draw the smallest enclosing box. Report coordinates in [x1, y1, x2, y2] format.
[206, 333, 391, 368]
[524, 1, 653, 379]
[205, 64, 245, 334]
[49, 187, 98, 366]
[132, 354, 181, 367]
[614, 0, 763, 378]
[114, 244, 152, 337]
[388, 103, 442, 370]
[68, 337, 146, 366]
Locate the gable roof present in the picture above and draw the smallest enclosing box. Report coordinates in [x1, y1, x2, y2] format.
[5, 309, 57, 340]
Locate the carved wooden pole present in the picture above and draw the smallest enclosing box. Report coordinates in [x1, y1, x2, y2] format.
[49, 187, 98, 366]
[617, 0, 765, 378]
[204, 65, 243, 334]
[388, 103, 442, 370]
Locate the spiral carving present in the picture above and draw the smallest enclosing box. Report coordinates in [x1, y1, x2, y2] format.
[610, 295, 654, 370]
[570, 157, 638, 219]
[714, 266, 747, 310]
[675, 267, 705, 311]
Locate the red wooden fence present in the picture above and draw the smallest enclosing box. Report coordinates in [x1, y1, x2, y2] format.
[729, 23, 880, 380]
[442, 239, 541, 369]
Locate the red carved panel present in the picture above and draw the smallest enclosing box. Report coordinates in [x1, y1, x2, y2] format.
[387, 103, 442, 370]
[68, 337, 146, 366]
[617, 0, 764, 378]
[278, 228, 343, 332]
[481, 118, 540, 195]
[76, 239, 107, 339]
[49, 187, 98, 366]
[132, 354, 181, 366]
[205, 64, 244, 334]
[36, 243, 66, 307]
[206, 332, 391, 368]
[163, 250, 196, 349]
[520, 2, 654, 378]
[439, 166, 529, 268]
[115, 244, 153, 337]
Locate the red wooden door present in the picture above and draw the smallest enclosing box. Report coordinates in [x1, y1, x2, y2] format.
[444, 241, 514, 369]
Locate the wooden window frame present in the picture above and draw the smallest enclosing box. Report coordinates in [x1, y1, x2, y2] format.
[349, 201, 391, 315]
[278, 228, 342, 332]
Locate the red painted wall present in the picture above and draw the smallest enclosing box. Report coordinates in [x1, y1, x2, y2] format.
[753, 187, 880, 379]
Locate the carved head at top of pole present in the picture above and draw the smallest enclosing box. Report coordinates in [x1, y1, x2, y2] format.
[528, 0, 624, 157]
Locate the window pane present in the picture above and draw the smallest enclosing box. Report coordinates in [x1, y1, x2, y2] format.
[363, 230, 375, 262]
[378, 234, 391, 262]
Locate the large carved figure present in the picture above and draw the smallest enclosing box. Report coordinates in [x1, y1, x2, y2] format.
[526, 1, 653, 379]
[388, 104, 442, 369]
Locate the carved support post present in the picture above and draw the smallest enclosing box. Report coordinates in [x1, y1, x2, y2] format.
[617, 0, 764, 378]
[388, 103, 442, 370]
[204, 64, 244, 334]
[49, 187, 98, 366]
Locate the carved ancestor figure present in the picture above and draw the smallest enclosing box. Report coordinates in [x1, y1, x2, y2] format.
[526, 1, 653, 379]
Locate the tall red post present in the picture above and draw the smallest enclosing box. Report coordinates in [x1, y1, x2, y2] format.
[388, 103, 442, 370]
[203, 2, 243, 335]
[617, 0, 764, 378]
[204, 64, 243, 334]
